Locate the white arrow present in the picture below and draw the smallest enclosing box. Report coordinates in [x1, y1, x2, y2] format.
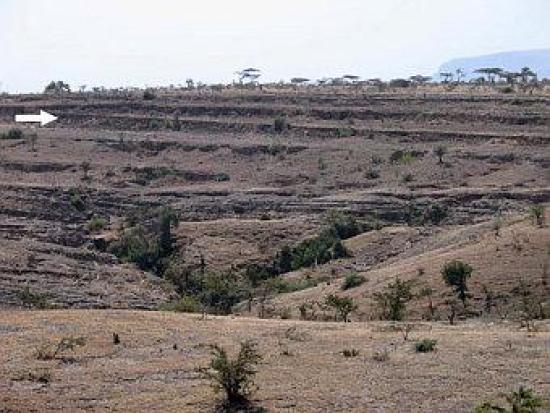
[15, 110, 58, 126]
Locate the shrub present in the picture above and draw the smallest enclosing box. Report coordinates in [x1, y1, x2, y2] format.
[342, 272, 366, 290]
[200, 273, 243, 315]
[371, 155, 384, 165]
[143, 89, 156, 100]
[441, 260, 473, 305]
[474, 386, 543, 413]
[158, 295, 202, 313]
[373, 277, 414, 321]
[402, 173, 414, 183]
[326, 210, 362, 239]
[87, 216, 107, 232]
[424, 203, 448, 225]
[273, 115, 288, 133]
[336, 127, 354, 138]
[325, 294, 357, 322]
[372, 348, 390, 362]
[434, 145, 447, 164]
[17, 287, 54, 309]
[36, 336, 86, 360]
[1, 128, 24, 140]
[414, 339, 437, 353]
[389, 78, 411, 88]
[68, 189, 86, 212]
[342, 348, 359, 357]
[272, 276, 321, 294]
[529, 205, 545, 227]
[365, 168, 380, 180]
[109, 225, 160, 270]
[214, 172, 230, 182]
[199, 340, 262, 406]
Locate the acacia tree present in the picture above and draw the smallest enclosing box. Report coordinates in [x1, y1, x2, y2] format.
[520, 67, 537, 83]
[455, 68, 465, 83]
[235, 68, 261, 85]
[290, 77, 310, 86]
[439, 72, 453, 83]
[474, 68, 503, 84]
[44, 80, 71, 94]
[409, 75, 432, 85]
[441, 260, 473, 305]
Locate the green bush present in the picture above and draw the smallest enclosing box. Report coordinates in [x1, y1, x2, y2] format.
[17, 287, 55, 309]
[214, 172, 230, 182]
[68, 189, 86, 212]
[415, 339, 437, 353]
[374, 277, 413, 321]
[342, 273, 366, 290]
[143, 89, 156, 100]
[342, 348, 359, 357]
[1, 128, 24, 140]
[109, 225, 160, 270]
[198, 340, 262, 406]
[442, 260, 473, 305]
[325, 294, 357, 322]
[87, 216, 107, 232]
[474, 386, 543, 413]
[273, 276, 322, 294]
[158, 295, 202, 313]
[365, 168, 380, 180]
[529, 205, 545, 227]
[200, 273, 243, 315]
[273, 115, 288, 133]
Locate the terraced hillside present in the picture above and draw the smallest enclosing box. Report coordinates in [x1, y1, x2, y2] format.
[0, 86, 548, 314]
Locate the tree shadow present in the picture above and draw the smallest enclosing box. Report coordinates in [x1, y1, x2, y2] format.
[213, 399, 267, 413]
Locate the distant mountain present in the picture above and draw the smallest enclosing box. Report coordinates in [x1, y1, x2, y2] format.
[437, 49, 550, 80]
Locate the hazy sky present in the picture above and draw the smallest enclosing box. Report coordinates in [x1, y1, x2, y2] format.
[1, 0, 549, 92]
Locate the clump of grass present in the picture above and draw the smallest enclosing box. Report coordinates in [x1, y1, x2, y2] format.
[158, 295, 202, 313]
[17, 287, 55, 309]
[87, 216, 107, 232]
[36, 336, 86, 360]
[414, 339, 437, 353]
[342, 272, 366, 290]
[342, 348, 360, 357]
[372, 347, 390, 362]
[474, 386, 543, 413]
[273, 115, 288, 133]
[68, 188, 86, 212]
[364, 168, 380, 180]
[1, 128, 24, 140]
